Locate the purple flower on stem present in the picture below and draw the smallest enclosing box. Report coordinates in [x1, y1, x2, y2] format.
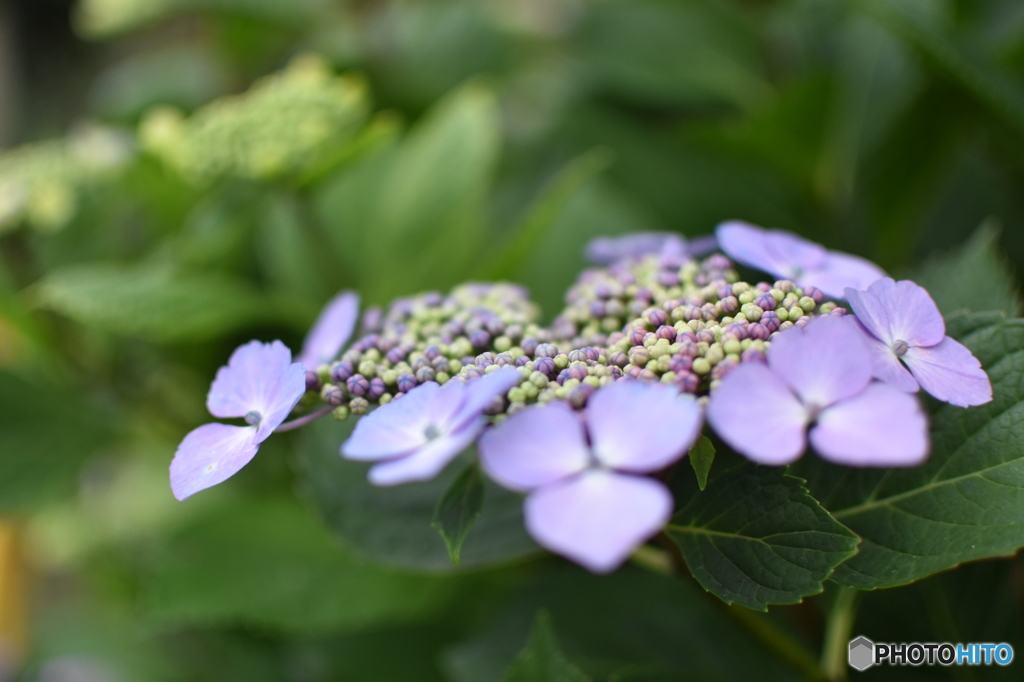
[716, 221, 885, 299]
[296, 291, 360, 368]
[479, 382, 702, 573]
[707, 317, 928, 467]
[844, 278, 992, 408]
[170, 341, 306, 500]
[342, 368, 521, 486]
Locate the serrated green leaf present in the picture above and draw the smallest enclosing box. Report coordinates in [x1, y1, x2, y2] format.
[141, 497, 463, 633]
[502, 611, 591, 682]
[665, 464, 859, 610]
[903, 222, 1020, 316]
[298, 417, 538, 570]
[432, 462, 486, 566]
[799, 313, 1024, 589]
[688, 436, 716, 491]
[32, 263, 270, 342]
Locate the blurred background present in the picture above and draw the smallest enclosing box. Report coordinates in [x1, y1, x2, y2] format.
[0, 0, 1022, 680]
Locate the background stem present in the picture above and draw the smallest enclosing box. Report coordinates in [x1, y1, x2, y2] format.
[821, 586, 860, 682]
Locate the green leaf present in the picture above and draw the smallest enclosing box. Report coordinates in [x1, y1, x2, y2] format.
[298, 417, 538, 570]
[799, 313, 1024, 589]
[314, 82, 500, 303]
[502, 611, 591, 682]
[665, 464, 859, 610]
[140, 497, 464, 633]
[688, 436, 716, 491]
[32, 263, 270, 342]
[0, 371, 115, 510]
[255, 193, 332, 307]
[432, 462, 486, 566]
[903, 221, 1020, 316]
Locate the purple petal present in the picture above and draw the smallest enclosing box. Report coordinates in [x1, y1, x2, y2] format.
[170, 423, 260, 500]
[297, 291, 359, 368]
[802, 252, 886, 300]
[810, 383, 929, 466]
[479, 402, 589, 491]
[763, 229, 827, 272]
[206, 340, 306, 439]
[716, 221, 795, 278]
[903, 338, 993, 407]
[860, 325, 920, 393]
[584, 232, 688, 264]
[367, 421, 484, 486]
[524, 470, 672, 573]
[767, 317, 872, 409]
[586, 381, 703, 473]
[706, 363, 808, 465]
[845, 278, 943, 347]
[687, 234, 719, 257]
[342, 383, 441, 460]
[445, 368, 521, 432]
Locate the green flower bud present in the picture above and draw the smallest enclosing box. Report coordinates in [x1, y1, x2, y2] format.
[723, 338, 742, 355]
[349, 397, 369, 415]
[660, 371, 677, 384]
[554, 354, 569, 370]
[436, 371, 450, 384]
[523, 382, 540, 399]
[358, 360, 376, 378]
[693, 358, 711, 375]
[382, 369, 399, 385]
[706, 344, 725, 365]
[379, 393, 393, 405]
[508, 387, 526, 402]
[332, 406, 350, 421]
[738, 291, 755, 304]
[316, 364, 332, 383]
[799, 296, 816, 312]
[583, 375, 601, 388]
[494, 335, 512, 352]
[363, 348, 382, 363]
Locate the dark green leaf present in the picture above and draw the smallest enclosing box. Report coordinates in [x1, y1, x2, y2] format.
[433, 462, 486, 566]
[502, 611, 591, 682]
[903, 221, 1020, 316]
[141, 497, 463, 633]
[665, 464, 859, 610]
[32, 263, 270, 342]
[688, 436, 716, 491]
[798, 313, 1024, 589]
[298, 417, 538, 570]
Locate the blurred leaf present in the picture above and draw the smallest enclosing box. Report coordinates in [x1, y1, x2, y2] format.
[665, 464, 858, 611]
[688, 436, 715, 492]
[298, 416, 538, 570]
[799, 312, 1024, 589]
[442, 565, 806, 682]
[315, 82, 500, 302]
[141, 497, 463, 632]
[903, 221, 1020, 315]
[482, 148, 612, 281]
[502, 611, 591, 682]
[0, 371, 114, 510]
[32, 263, 270, 342]
[575, 0, 768, 108]
[255, 193, 331, 307]
[432, 462, 486, 566]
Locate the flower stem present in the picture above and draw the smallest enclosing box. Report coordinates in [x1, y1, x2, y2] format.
[275, 406, 333, 432]
[821, 586, 860, 682]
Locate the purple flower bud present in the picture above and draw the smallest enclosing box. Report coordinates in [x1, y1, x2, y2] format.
[655, 325, 676, 340]
[711, 357, 739, 381]
[305, 370, 322, 392]
[718, 285, 734, 299]
[685, 305, 703, 322]
[475, 352, 497, 364]
[754, 293, 777, 311]
[676, 329, 697, 344]
[486, 318, 506, 336]
[534, 357, 556, 376]
[367, 377, 386, 400]
[609, 366, 623, 379]
[483, 395, 506, 416]
[657, 271, 680, 287]
[515, 355, 531, 367]
[629, 347, 651, 366]
[412, 357, 430, 373]
[676, 340, 699, 358]
[568, 349, 588, 363]
[741, 347, 766, 364]
[648, 309, 667, 327]
[568, 383, 595, 409]
[701, 303, 718, 321]
[422, 292, 443, 307]
[748, 323, 770, 341]
[585, 347, 601, 362]
[594, 283, 612, 299]
[676, 371, 700, 393]
[331, 361, 355, 384]
[469, 330, 491, 348]
[360, 307, 383, 334]
[557, 369, 571, 383]
[535, 343, 559, 358]
[669, 355, 693, 373]
[416, 367, 436, 383]
[386, 347, 407, 364]
[445, 320, 465, 336]
[608, 351, 628, 368]
[696, 330, 716, 344]
[521, 337, 539, 356]
[589, 301, 607, 318]
[432, 357, 451, 373]
[618, 271, 637, 286]
[636, 287, 653, 302]
[347, 374, 370, 396]
[625, 365, 644, 379]
[718, 296, 739, 314]
[761, 311, 781, 333]
[495, 353, 514, 366]
[830, 307, 847, 317]
[397, 373, 417, 393]
[724, 323, 748, 340]
[321, 384, 344, 406]
[354, 334, 380, 353]
[804, 286, 824, 304]
[627, 328, 647, 346]
[424, 345, 442, 360]
[568, 364, 589, 382]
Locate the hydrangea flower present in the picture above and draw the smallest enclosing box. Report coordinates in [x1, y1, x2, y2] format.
[296, 290, 359, 368]
[342, 368, 521, 486]
[716, 221, 885, 299]
[707, 316, 928, 467]
[844, 278, 992, 408]
[170, 341, 306, 500]
[584, 232, 718, 265]
[479, 381, 703, 573]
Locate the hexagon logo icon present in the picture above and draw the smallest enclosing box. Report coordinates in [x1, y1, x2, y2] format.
[848, 636, 875, 671]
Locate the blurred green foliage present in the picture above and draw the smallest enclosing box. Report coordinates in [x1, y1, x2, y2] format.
[1, 0, 1023, 679]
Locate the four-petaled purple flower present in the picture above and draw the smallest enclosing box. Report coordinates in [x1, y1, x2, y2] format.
[584, 232, 718, 265]
[170, 341, 306, 500]
[845, 278, 992, 408]
[479, 382, 703, 573]
[296, 291, 360, 369]
[708, 316, 928, 467]
[716, 221, 886, 299]
[342, 368, 521, 486]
